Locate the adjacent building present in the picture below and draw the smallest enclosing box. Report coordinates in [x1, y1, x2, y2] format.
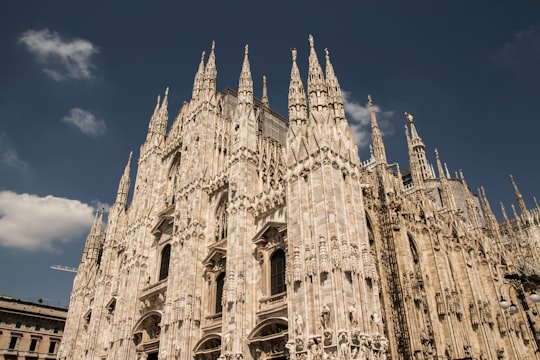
[59, 36, 540, 360]
[0, 296, 67, 360]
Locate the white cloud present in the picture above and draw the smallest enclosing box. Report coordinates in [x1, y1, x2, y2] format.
[62, 108, 106, 136]
[0, 191, 96, 251]
[342, 90, 394, 148]
[19, 28, 98, 81]
[0, 132, 29, 171]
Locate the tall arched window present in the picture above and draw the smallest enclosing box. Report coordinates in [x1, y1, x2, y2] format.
[215, 194, 228, 242]
[215, 273, 225, 313]
[270, 249, 286, 295]
[159, 244, 171, 281]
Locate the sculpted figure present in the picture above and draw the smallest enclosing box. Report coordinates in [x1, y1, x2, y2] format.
[224, 332, 232, 353]
[321, 304, 330, 329]
[405, 111, 414, 123]
[348, 304, 358, 327]
[295, 313, 304, 336]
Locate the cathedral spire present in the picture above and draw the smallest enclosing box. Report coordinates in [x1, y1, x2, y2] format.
[435, 149, 456, 211]
[288, 48, 307, 124]
[369, 94, 387, 165]
[510, 174, 530, 222]
[192, 51, 206, 100]
[435, 149, 445, 179]
[479, 186, 499, 235]
[152, 94, 161, 119]
[237, 44, 253, 106]
[83, 208, 104, 264]
[500, 202, 511, 227]
[146, 87, 169, 141]
[115, 151, 132, 209]
[157, 87, 169, 135]
[307, 34, 327, 112]
[325, 48, 345, 121]
[203, 41, 217, 97]
[89, 209, 103, 238]
[405, 112, 432, 180]
[261, 75, 269, 108]
[405, 124, 423, 188]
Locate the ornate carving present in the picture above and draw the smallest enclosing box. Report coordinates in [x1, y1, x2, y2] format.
[319, 237, 330, 274]
[293, 246, 302, 283]
[469, 301, 479, 326]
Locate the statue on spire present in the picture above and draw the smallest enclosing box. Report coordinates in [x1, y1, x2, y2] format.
[405, 112, 414, 123]
[308, 34, 314, 48]
[292, 48, 297, 61]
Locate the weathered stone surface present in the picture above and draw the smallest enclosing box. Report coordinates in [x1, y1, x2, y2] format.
[59, 37, 540, 360]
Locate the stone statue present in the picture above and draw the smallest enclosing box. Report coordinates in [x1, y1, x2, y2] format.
[348, 304, 358, 327]
[321, 305, 330, 329]
[295, 313, 304, 336]
[224, 332, 232, 354]
[405, 112, 414, 123]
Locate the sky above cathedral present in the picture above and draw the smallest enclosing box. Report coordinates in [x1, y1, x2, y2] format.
[0, 1, 539, 307]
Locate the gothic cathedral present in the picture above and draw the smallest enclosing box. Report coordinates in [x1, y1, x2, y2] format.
[59, 36, 540, 360]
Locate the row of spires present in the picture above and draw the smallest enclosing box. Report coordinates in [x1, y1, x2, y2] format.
[288, 34, 346, 123]
[149, 35, 352, 125]
[124, 35, 538, 227]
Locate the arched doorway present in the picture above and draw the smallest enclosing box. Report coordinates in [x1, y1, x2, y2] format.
[193, 333, 222, 360]
[247, 318, 288, 360]
[132, 311, 162, 359]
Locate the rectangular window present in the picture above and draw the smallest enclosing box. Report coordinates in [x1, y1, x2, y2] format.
[29, 338, 38, 351]
[8, 336, 18, 349]
[48, 341, 57, 354]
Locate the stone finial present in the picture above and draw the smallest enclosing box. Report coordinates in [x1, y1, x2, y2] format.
[308, 34, 314, 48]
[291, 48, 297, 62]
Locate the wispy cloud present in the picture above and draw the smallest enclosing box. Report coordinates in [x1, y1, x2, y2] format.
[0, 132, 29, 172]
[62, 108, 106, 136]
[493, 23, 540, 68]
[19, 28, 98, 81]
[342, 90, 394, 148]
[0, 191, 95, 251]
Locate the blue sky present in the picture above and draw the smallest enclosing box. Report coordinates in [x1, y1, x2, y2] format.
[1, 1, 539, 307]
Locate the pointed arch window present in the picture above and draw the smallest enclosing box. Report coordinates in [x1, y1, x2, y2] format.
[215, 272, 225, 313]
[270, 249, 286, 295]
[159, 244, 171, 281]
[215, 194, 228, 242]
